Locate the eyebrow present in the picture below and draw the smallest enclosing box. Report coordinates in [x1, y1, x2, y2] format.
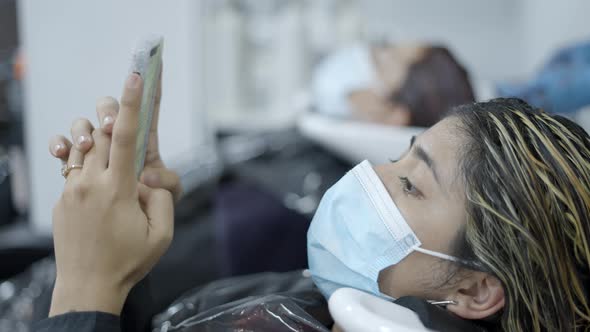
[410, 135, 440, 184]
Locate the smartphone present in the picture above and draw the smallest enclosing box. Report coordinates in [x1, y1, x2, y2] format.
[130, 36, 164, 178]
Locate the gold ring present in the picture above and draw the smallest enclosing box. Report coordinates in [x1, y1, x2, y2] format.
[61, 164, 83, 178]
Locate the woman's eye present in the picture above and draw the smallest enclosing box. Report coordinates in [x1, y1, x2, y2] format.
[399, 176, 421, 197]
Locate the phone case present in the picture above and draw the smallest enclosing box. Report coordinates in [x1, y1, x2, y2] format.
[129, 36, 164, 177]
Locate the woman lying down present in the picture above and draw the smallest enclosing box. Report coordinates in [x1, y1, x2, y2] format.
[35, 72, 590, 332]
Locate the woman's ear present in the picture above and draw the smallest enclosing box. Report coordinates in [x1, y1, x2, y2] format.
[446, 273, 505, 320]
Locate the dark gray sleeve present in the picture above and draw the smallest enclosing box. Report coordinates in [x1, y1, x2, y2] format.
[32, 312, 120, 332]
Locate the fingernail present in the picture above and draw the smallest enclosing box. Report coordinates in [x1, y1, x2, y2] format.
[127, 73, 141, 88]
[77, 135, 89, 146]
[53, 144, 63, 154]
[103, 115, 114, 127]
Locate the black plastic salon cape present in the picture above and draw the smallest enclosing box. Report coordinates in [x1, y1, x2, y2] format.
[150, 270, 493, 332]
[31, 269, 493, 332]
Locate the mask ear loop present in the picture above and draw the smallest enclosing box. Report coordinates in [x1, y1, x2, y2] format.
[414, 246, 485, 271]
[414, 246, 461, 262]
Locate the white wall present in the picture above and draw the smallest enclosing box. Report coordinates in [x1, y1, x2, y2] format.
[361, 0, 524, 81]
[361, 0, 590, 81]
[521, 0, 590, 76]
[18, 0, 206, 233]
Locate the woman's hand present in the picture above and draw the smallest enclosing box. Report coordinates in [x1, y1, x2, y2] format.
[49, 73, 174, 317]
[48, 67, 182, 201]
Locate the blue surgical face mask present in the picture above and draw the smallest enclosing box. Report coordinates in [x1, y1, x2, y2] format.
[307, 160, 464, 300]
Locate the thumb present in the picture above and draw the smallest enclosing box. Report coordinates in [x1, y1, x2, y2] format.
[140, 168, 182, 201]
[137, 183, 174, 250]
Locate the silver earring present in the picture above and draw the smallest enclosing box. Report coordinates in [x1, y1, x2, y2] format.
[427, 300, 459, 307]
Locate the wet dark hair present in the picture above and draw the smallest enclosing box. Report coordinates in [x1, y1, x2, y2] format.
[445, 98, 590, 331]
[390, 47, 475, 127]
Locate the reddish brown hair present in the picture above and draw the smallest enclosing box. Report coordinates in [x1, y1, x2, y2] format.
[391, 47, 475, 127]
